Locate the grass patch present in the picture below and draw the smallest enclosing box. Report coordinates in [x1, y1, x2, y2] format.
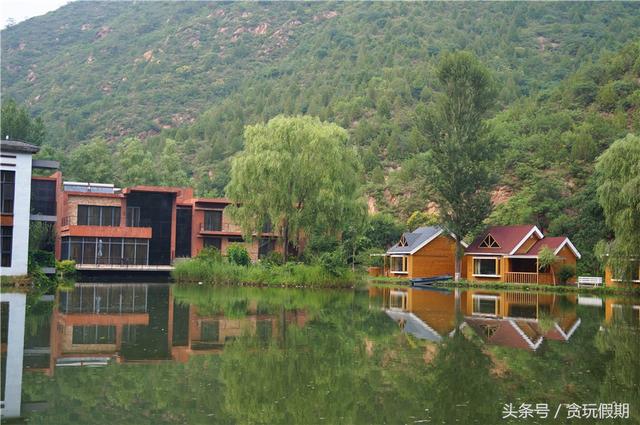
[172, 258, 362, 288]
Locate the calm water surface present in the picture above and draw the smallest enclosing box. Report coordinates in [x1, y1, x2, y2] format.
[2, 283, 639, 424]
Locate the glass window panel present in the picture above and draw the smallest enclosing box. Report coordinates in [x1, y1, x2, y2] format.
[110, 239, 122, 264]
[77, 205, 89, 225]
[204, 211, 222, 231]
[123, 242, 135, 264]
[83, 238, 96, 264]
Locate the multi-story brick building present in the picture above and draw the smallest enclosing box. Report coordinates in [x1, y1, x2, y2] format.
[40, 171, 278, 271]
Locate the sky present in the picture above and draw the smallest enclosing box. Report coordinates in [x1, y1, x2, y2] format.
[1, 0, 71, 29]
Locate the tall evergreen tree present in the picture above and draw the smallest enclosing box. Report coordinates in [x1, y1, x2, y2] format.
[416, 52, 498, 280]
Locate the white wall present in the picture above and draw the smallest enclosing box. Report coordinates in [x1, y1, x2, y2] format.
[1, 152, 32, 276]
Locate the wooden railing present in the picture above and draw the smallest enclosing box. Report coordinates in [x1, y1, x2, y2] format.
[506, 292, 538, 304]
[505, 272, 538, 284]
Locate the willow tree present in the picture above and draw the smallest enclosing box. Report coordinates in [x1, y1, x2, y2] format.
[416, 52, 497, 280]
[226, 115, 362, 261]
[596, 133, 640, 282]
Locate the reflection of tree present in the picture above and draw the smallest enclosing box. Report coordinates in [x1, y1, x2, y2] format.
[218, 292, 430, 424]
[595, 306, 640, 421]
[428, 331, 501, 424]
[22, 356, 231, 424]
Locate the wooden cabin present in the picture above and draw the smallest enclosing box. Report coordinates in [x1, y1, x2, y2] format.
[463, 225, 581, 285]
[382, 226, 464, 279]
[604, 262, 640, 287]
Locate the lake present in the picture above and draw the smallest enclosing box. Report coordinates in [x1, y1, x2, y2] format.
[2, 283, 639, 424]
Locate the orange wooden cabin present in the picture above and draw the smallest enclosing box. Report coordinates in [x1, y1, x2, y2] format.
[381, 226, 465, 279]
[463, 225, 581, 285]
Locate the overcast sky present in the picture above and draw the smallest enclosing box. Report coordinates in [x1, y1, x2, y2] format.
[1, 0, 72, 29]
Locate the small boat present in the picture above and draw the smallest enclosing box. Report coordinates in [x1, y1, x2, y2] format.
[410, 275, 452, 287]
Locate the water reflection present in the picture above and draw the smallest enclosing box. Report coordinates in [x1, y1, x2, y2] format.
[1, 284, 638, 423]
[370, 287, 640, 352]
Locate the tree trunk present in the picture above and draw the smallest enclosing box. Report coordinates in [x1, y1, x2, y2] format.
[282, 220, 289, 263]
[454, 239, 463, 282]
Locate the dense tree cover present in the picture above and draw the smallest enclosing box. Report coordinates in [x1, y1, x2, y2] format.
[2, 2, 639, 183]
[415, 52, 498, 280]
[2, 2, 639, 273]
[482, 42, 640, 274]
[595, 134, 640, 282]
[0, 98, 45, 144]
[225, 116, 363, 260]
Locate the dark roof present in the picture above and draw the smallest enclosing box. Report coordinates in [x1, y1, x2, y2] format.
[466, 225, 538, 255]
[1, 139, 40, 154]
[386, 226, 443, 254]
[527, 237, 568, 256]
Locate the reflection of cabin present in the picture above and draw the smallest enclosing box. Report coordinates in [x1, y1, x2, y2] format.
[383, 226, 465, 279]
[604, 262, 640, 287]
[370, 286, 457, 341]
[460, 290, 581, 351]
[371, 287, 582, 351]
[464, 225, 581, 284]
[604, 298, 640, 326]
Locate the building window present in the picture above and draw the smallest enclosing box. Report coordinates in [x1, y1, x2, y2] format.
[61, 236, 149, 265]
[1, 170, 15, 214]
[30, 179, 57, 215]
[126, 206, 141, 227]
[473, 257, 500, 277]
[258, 238, 275, 259]
[1, 226, 12, 267]
[203, 210, 222, 231]
[72, 326, 116, 344]
[203, 237, 222, 250]
[472, 295, 499, 316]
[77, 205, 121, 226]
[390, 256, 408, 274]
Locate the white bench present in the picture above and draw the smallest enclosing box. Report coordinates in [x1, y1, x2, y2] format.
[578, 276, 603, 288]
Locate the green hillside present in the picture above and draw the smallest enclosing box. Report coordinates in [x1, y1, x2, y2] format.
[2, 2, 639, 146]
[2, 2, 640, 273]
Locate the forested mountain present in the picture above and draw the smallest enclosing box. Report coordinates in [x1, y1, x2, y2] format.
[3, 2, 638, 144]
[2, 2, 640, 273]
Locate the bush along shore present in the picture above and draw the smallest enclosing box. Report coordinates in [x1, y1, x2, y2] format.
[172, 247, 361, 289]
[368, 277, 640, 297]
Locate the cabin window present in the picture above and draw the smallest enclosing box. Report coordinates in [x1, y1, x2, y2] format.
[1, 226, 12, 267]
[612, 262, 640, 282]
[1, 170, 15, 214]
[472, 295, 499, 316]
[473, 257, 500, 277]
[204, 210, 223, 231]
[479, 234, 500, 248]
[390, 256, 408, 274]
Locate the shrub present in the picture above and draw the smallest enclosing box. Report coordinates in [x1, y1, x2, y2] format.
[196, 246, 223, 263]
[260, 250, 284, 267]
[558, 265, 576, 285]
[29, 250, 55, 269]
[227, 243, 251, 266]
[319, 248, 347, 276]
[56, 260, 76, 279]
